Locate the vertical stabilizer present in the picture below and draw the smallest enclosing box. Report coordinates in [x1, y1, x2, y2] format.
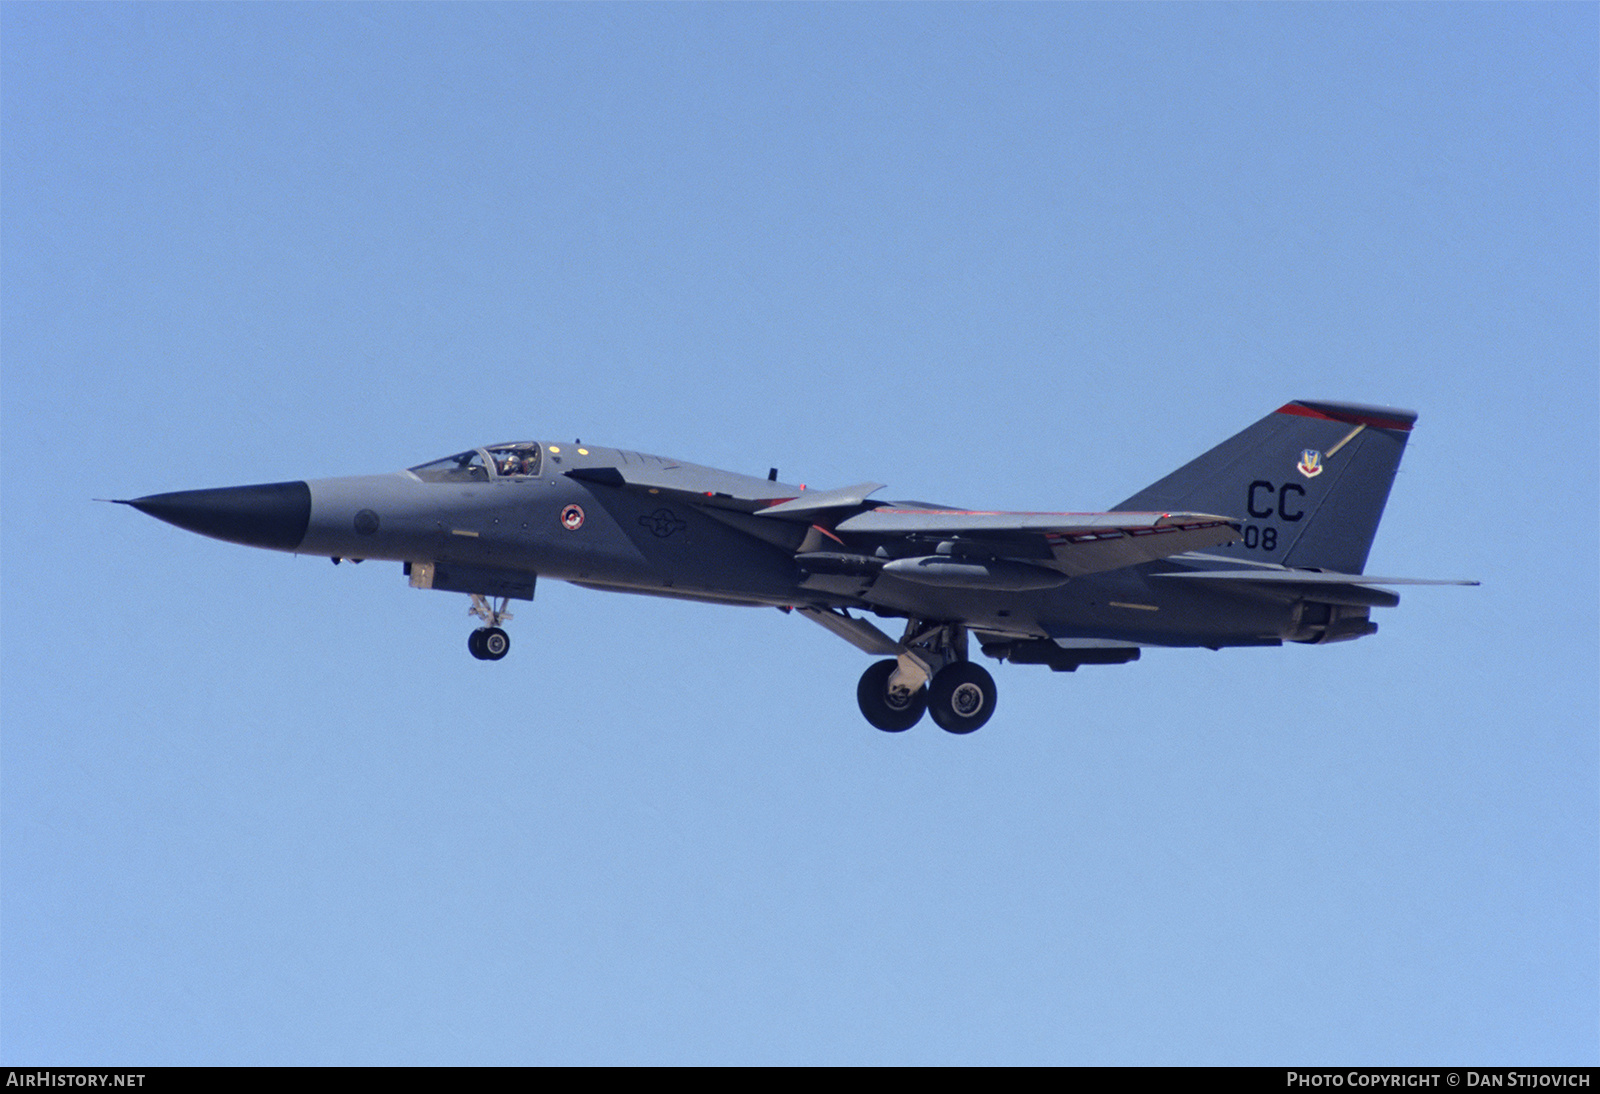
[1115, 400, 1415, 574]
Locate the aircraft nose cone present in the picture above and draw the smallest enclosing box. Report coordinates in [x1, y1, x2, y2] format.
[123, 481, 312, 551]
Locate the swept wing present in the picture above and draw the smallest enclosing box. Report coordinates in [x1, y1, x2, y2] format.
[833, 508, 1241, 578]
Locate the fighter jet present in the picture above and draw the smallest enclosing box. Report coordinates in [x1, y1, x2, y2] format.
[118, 400, 1474, 733]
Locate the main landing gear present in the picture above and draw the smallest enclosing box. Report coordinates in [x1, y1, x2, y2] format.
[926, 661, 997, 734]
[855, 621, 998, 734]
[857, 660, 927, 732]
[467, 594, 513, 661]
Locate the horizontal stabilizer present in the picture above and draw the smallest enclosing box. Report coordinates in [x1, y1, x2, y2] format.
[1156, 569, 1477, 610]
[1155, 571, 1478, 587]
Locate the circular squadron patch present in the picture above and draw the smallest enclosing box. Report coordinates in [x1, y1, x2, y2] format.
[560, 504, 585, 530]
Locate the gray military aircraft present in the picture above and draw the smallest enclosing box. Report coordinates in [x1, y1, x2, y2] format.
[118, 400, 1474, 733]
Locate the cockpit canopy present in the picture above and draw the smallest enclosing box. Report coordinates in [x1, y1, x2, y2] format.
[409, 442, 542, 482]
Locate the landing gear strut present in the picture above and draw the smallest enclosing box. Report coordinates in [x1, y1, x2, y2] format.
[467, 594, 513, 661]
[853, 620, 998, 734]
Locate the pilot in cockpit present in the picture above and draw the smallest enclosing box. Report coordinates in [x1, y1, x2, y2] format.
[486, 444, 540, 478]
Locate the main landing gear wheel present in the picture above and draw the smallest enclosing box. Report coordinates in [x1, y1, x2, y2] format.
[469, 627, 510, 661]
[927, 662, 997, 734]
[857, 659, 927, 732]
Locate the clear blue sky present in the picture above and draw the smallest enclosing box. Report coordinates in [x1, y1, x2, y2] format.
[3, 3, 1594, 1065]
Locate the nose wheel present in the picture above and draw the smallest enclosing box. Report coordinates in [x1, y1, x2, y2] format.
[469, 627, 510, 660]
[467, 594, 513, 661]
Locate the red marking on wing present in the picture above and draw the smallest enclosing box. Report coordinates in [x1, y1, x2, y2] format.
[870, 509, 1121, 517]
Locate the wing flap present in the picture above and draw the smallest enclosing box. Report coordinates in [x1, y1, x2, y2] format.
[835, 508, 1240, 577]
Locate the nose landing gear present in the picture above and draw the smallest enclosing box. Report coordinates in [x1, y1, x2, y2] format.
[467, 594, 513, 661]
[468, 626, 510, 660]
